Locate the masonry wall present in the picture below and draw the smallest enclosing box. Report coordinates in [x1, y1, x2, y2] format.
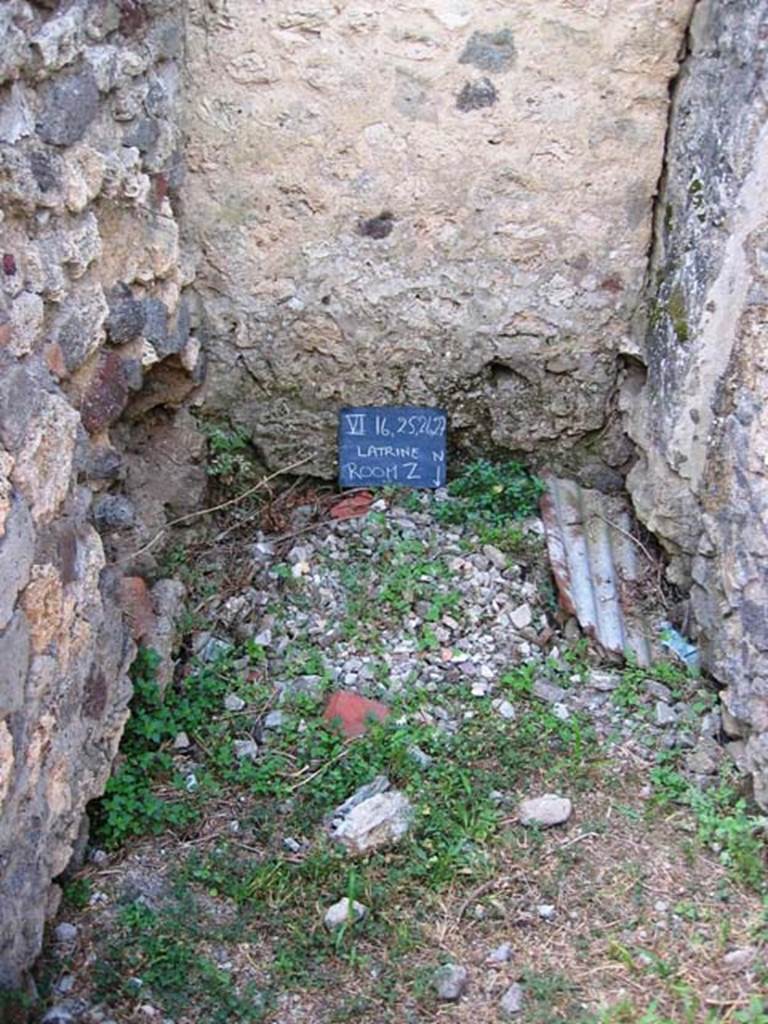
[183, 0, 694, 484]
[624, 0, 768, 806]
[0, 0, 201, 987]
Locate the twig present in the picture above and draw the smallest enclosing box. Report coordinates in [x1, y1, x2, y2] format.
[591, 512, 658, 570]
[557, 830, 600, 851]
[128, 453, 315, 560]
[287, 741, 356, 792]
[455, 875, 513, 923]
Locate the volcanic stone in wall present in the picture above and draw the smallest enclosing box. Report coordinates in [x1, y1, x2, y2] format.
[623, 0, 768, 806]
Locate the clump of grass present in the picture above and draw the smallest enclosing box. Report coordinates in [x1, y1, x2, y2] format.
[650, 756, 767, 892]
[433, 459, 545, 527]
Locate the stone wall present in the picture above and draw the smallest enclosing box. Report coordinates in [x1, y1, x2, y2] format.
[0, 0, 201, 988]
[623, 0, 768, 805]
[183, 0, 694, 483]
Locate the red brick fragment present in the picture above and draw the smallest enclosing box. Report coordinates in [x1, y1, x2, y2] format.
[323, 691, 390, 738]
[330, 491, 374, 521]
[119, 576, 156, 641]
[80, 350, 130, 433]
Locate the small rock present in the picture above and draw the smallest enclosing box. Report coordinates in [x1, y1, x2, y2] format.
[224, 693, 246, 712]
[93, 494, 136, 530]
[264, 710, 284, 730]
[700, 709, 722, 737]
[173, 731, 191, 750]
[54, 975, 75, 996]
[537, 904, 556, 920]
[433, 963, 468, 1001]
[331, 790, 413, 856]
[252, 627, 272, 647]
[552, 702, 570, 721]
[685, 735, 723, 775]
[324, 897, 367, 930]
[408, 744, 433, 769]
[42, 1006, 76, 1024]
[282, 836, 302, 853]
[533, 679, 567, 704]
[233, 739, 259, 760]
[500, 982, 524, 1016]
[483, 544, 507, 570]
[55, 922, 78, 944]
[589, 670, 620, 691]
[510, 604, 532, 630]
[518, 794, 572, 828]
[492, 698, 517, 720]
[722, 947, 756, 973]
[645, 679, 673, 702]
[655, 701, 677, 727]
[486, 942, 512, 964]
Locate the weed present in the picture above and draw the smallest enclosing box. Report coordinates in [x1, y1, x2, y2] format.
[94, 896, 266, 1022]
[651, 758, 767, 891]
[433, 459, 544, 527]
[200, 420, 259, 487]
[62, 877, 92, 910]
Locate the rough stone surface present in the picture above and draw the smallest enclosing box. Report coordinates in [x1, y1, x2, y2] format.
[331, 790, 413, 857]
[0, 0, 200, 988]
[183, 0, 693, 479]
[518, 794, 572, 828]
[623, 0, 768, 806]
[323, 897, 367, 930]
[500, 982, 524, 1016]
[433, 963, 468, 1001]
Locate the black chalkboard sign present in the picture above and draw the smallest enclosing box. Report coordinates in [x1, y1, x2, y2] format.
[338, 406, 447, 489]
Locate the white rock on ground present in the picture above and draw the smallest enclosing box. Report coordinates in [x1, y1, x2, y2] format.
[323, 897, 367, 930]
[233, 739, 258, 760]
[500, 982, 524, 1016]
[433, 963, 468, 1001]
[518, 794, 572, 827]
[510, 604, 533, 630]
[486, 942, 512, 964]
[331, 790, 413, 856]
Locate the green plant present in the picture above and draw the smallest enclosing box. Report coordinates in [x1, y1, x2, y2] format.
[650, 758, 767, 891]
[62, 877, 92, 910]
[200, 421, 258, 486]
[94, 897, 266, 1022]
[433, 459, 544, 527]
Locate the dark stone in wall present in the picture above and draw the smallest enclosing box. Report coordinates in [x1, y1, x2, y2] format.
[459, 30, 516, 73]
[456, 78, 498, 111]
[106, 286, 146, 345]
[80, 351, 130, 433]
[36, 71, 100, 147]
[93, 495, 136, 530]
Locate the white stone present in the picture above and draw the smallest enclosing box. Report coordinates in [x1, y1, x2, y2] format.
[433, 963, 468, 1001]
[500, 982, 524, 1016]
[331, 791, 413, 856]
[492, 698, 517, 720]
[233, 739, 259, 760]
[323, 897, 367, 930]
[510, 604, 533, 630]
[486, 942, 512, 964]
[518, 794, 572, 828]
[224, 693, 246, 711]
